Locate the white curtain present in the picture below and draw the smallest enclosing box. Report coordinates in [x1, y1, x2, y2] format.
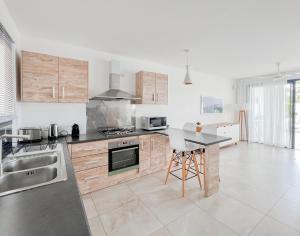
[236, 78, 291, 148]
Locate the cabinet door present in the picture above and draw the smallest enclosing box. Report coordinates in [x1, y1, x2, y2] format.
[59, 57, 88, 103]
[136, 71, 156, 104]
[22, 51, 59, 102]
[155, 73, 168, 104]
[139, 135, 151, 175]
[150, 134, 166, 171]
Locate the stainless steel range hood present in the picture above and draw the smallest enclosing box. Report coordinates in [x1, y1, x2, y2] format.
[90, 61, 140, 101]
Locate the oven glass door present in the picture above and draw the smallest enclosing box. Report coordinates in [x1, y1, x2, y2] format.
[109, 145, 139, 175]
[149, 117, 166, 128]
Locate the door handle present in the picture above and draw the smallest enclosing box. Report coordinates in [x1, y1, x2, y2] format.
[62, 86, 65, 99]
[152, 93, 155, 101]
[52, 86, 55, 98]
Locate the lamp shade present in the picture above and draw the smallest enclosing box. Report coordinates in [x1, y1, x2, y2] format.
[184, 65, 192, 85]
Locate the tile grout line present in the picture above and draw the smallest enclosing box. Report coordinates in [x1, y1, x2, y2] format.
[265, 189, 300, 233]
[126, 183, 174, 235]
[89, 193, 108, 236]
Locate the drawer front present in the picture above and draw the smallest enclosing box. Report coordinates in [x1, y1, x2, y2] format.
[72, 153, 108, 172]
[75, 166, 108, 194]
[71, 140, 108, 158]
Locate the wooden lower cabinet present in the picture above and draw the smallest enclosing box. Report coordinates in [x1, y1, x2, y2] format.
[70, 134, 170, 194]
[72, 153, 108, 172]
[139, 134, 168, 175]
[75, 166, 108, 194]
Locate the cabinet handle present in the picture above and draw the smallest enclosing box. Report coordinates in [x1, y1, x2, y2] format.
[85, 160, 100, 165]
[85, 175, 100, 181]
[141, 141, 144, 150]
[156, 93, 159, 102]
[152, 93, 155, 101]
[62, 86, 65, 99]
[52, 86, 55, 98]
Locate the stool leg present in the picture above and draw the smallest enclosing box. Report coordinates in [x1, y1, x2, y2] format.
[192, 153, 202, 189]
[186, 156, 192, 178]
[182, 154, 187, 197]
[165, 152, 175, 184]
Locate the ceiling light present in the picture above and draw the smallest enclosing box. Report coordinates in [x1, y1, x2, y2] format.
[184, 49, 192, 85]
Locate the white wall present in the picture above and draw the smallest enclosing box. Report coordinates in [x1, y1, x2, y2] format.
[18, 35, 235, 133]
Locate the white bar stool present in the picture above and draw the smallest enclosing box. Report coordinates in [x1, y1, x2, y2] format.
[165, 130, 202, 197]
[182, 123, 206, 175]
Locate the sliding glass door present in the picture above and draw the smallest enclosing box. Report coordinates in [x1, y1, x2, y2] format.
[288, 79, 300, 149]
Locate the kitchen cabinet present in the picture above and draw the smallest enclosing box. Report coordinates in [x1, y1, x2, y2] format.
[150, 134, 167, 171]
[155, 73, 168, 104]
[203, 123, 239, 147]
[139, 135, 151, 175]
[136, 71, 168, 104]
[59, 57, 88, 103]
[21, 51, 59, 102]
[69, 134, 169, 194]
[70, 140, 108, 194]
[21, 51, 88, 103]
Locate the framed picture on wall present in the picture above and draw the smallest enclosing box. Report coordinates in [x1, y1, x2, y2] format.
[201, 96, 224, 113]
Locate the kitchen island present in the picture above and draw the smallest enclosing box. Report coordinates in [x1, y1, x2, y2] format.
[157, 128, 231, 197]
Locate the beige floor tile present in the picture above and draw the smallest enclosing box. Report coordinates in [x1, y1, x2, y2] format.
[100, 199, 162, 236]
[91, 184, 137, 215]
[220, 181, 281, 213]
[88, 217, 106, 236]
[82, 194, 98, 219]
[268, 199, 300, 231]
[249, 216, 300, 236]
[139, 185, 197, 225]
[195, 193, 264, 235]
[127, 174, 168, 196]
[166, 207, 237, 236]
[149, 227, 172, 236]
[283, 186, 300, 205]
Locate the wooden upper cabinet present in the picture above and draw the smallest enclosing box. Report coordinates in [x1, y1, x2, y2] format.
[59, 57, 88, 103]
[21, 51, 88, 103]
[136, 71, 156, 104]
[21, 51, 59, 102]
[136, 71, 168, 105]
[155, 73, 168, 104]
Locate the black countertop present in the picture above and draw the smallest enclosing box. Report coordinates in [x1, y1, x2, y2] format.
[156, 128, 231, 146]
[66, 129, 155, 144]
[0, 141, 91, 236]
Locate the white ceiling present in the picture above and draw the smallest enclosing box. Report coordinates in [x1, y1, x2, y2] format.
[4, 0, 300, 78]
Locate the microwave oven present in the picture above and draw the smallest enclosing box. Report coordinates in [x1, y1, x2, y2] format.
[141, 116, 167, 130]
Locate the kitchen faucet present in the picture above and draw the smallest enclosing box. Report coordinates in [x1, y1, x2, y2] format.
[0, 134, 30, 176]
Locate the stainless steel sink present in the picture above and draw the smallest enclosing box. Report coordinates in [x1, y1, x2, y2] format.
[3, 155, 57, 172]
[0, 144, 67, 197]
[0, 167, 57, 193]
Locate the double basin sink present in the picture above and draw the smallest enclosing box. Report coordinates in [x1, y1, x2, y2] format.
[0, 144, 67, 197]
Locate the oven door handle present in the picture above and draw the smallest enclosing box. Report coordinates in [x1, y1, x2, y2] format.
[111, 146, 139, 153]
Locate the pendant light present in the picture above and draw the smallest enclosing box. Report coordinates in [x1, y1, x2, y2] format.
[184, 49, 192, 85]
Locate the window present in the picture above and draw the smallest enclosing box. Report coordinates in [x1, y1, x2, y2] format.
[0, 23, 16, 122]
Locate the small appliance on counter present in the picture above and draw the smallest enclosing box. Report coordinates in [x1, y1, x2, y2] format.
[140, 116, 167, 130]
[48, 124, 58, 140]
[71, 124, 80, 138]
[18, 128, 42, 142]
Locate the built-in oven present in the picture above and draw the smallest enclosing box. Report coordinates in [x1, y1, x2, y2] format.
[141, 116, 167, 130]
[108, 138, 139, 176]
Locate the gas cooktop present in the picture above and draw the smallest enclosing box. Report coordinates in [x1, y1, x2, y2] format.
[97, 127, 136, 137]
